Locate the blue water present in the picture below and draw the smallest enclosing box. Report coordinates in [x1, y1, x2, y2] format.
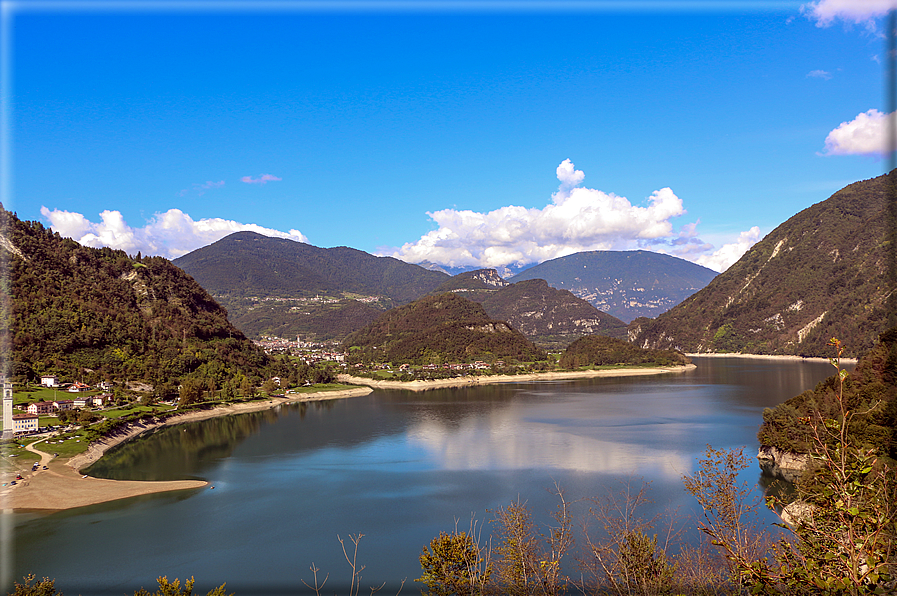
[8, 357, 843, 595]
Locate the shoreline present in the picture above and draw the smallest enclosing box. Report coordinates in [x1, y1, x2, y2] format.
[686, 353, 858, 363]
[3, 386, 372, 512]
[337, 363, 696, 391]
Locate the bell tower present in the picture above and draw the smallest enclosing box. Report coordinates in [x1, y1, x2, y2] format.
[2, 377, 13, 439]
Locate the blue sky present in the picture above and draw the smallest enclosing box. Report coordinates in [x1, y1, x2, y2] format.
[3, 0, 893, 272]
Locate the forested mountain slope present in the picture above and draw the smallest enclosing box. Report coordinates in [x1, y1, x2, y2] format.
[1, 207, 269, 389]
[173, 231, 448, 305]
[630, 172, 894, 358]
[342, 293, 546, 365]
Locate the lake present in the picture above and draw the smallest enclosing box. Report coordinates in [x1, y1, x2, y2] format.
[8, 357, 845, 595]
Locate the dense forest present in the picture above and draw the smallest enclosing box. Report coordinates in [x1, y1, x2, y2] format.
[758, 327, 897, 458]
[221, 297, 382, 342]
[630, 172, 894, 357]
[173, 231, 449, 304]
[342, 293, 547, 365]
[559, 334, 690, 368]
[0, 206, 273, 392]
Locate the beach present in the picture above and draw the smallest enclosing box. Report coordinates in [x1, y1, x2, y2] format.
[2, 386, 372, 512]
[337, 363, 695, 391]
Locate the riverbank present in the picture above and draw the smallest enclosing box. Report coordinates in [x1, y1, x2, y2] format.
[687, 353, 857, 363]
[3, 386, 372, 512]
[338, 363, 696, 391]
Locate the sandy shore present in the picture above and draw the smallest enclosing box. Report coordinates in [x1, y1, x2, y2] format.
[686, 353, 857, 363]
[3, 386, 372, 512]
[338, 363, 695, 391]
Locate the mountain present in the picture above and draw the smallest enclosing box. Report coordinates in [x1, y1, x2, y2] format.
[342, 293, 547, 365]
[173, 232, 449, 306]
[0, 207, 270, 388]
[629, 173, 895, 358]
[559, 335, 691, 368]
[431, 270, 628, 347]
[509, 250, 718, 323]
[480, 279, 628, 346]
[433, 268, 511, 293]
[225, 298, 383, 343]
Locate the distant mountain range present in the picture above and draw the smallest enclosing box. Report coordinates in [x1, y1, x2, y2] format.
[509, 250, 718, 323]
[630, 172, 895, 358]
[174, 236, 677, 345]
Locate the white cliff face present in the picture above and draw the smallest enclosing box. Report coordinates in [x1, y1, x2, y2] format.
[0, 231, 27, 261]
[471, 269, 510, 288]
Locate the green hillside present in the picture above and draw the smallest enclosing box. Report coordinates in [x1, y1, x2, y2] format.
[224, 297, 382, 342]
[480, 279, 628, 347]
[1, 207, 270, 389]
[342, 293, 547, 365]
[758, 329, 897, 459]
[559, 335, 690, 368]
[173, 231, 449, 305]
[630, 172, 894, 358]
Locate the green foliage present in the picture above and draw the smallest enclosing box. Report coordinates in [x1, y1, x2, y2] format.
[220, 296, 383, 342]
[757, 328, 897, 458]
[8, 575, 62, 596]
[418, 530, 492, 596]
[0, 206, 271, 387]
[631, 172, 894, 357]
[172, 231, 448, 304]
[133, 576, 230, 596]
[343, 293, 547, 365]
[478, 279, 628, 347]
[559, 335, 690, 369]
[688, 339, 897, 595]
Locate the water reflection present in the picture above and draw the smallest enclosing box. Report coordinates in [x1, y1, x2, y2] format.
[14, 358, 845, 595]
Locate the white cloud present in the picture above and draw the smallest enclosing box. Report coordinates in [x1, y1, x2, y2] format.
[806, 69, 832, 80]
[40, 207, 307, 259]
[241, 174, 282, 185]
[822, 109, 895, 156]
[384, 160, 759, 273]
[802, 0, 896, 28]
[694, 227, 762, 273]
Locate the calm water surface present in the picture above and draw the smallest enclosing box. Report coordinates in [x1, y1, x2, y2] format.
[9, 358, 846, 595]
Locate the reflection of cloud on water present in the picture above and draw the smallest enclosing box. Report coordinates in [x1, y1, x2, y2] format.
[407, 411, 690, 479]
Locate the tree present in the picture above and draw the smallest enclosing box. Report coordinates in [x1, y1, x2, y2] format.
[133, 576, 230, 596]
[686, 338, 897, 594]
[179, 379, 204, 406]
[418, 527, 491, 596]
[8, 575, 62, 596]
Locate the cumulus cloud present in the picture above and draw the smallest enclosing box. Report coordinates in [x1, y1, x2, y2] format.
[385, 160, 759, 273]
[802, 0, 896, 28]
[693, 227, 762, 273]
[822, 109, 896, 156]
[241, 174, 282, 185]
[40, 207, 307, 259]
[807, 69, 832, 80]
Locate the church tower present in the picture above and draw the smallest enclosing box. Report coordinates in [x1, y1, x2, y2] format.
[2, 377, 12, 439]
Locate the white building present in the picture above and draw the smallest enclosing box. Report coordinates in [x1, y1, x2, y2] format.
[12, 413, 38, 434]
[40, 375, 59, 388]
